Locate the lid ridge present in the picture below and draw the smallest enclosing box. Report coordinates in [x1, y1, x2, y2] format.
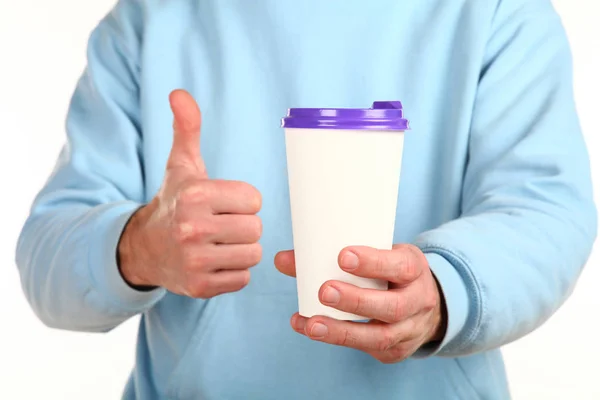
[281, 100, 409, 131]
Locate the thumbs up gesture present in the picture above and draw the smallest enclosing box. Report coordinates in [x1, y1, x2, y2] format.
[118, 90, 263, 298]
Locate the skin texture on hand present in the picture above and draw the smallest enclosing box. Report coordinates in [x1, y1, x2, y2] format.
[118, 90, 263, 298]
[275, 244, 447, 364]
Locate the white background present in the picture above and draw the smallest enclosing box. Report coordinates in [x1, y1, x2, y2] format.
[0, 1, 598, 399]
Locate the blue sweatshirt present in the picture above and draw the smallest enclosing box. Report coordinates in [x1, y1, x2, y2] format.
[16, 0, 597, 399]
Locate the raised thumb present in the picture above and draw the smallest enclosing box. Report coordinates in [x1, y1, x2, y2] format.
[166, 89, 207, 177]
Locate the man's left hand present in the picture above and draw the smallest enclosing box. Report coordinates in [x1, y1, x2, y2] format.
[275, 244, 447, 364]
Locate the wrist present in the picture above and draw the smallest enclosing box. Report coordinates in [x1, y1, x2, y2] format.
[117, 203, 156, 289]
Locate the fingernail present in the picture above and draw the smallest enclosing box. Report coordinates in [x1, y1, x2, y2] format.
[310, 323, 328, 338]
[321, 286, 340, 305]
[340, 251, 359, 270]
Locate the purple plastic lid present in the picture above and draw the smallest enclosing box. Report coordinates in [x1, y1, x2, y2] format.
[281, 101, 409, 131]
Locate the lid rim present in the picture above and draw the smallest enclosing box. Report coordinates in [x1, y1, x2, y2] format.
[280, 101, 410, 131]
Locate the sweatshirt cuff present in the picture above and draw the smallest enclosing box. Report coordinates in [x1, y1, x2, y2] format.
[89, 201, 166, 313]
[412, 252, 469, 358]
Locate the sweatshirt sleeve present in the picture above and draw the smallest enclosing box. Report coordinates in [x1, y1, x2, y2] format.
[15, 0, 166, 333]
[416, 0, 597, 356]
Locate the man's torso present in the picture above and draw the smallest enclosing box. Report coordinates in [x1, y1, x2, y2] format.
[125, 1, 509, 398]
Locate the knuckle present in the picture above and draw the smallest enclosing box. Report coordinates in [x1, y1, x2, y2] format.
[423, 285, 439, 312]
[220, 272, 250, 295]
[239, 182, 262, 213]
[374, 250, 387, 276]
[353, 292, 369, 315]
[393, 343, 413, 360]
[386, 296, 404, 322]
[184, 252, 209, 272]
[404, 260, 419, 281]
[241, 216, 262, 242]
[178, 183, 208, 205]
[406, 246, 426, 276]
[377, 353, 399, 364]
[187, 279, 208, 298]
[173, 221, 195, 243]
[388, 245, 425, 282]
[406, 243, 425, 258]
[195, 221, 216, 240]
[407, 318, 420, 337]
[173, 219, 214, 243]
[250, 216, 263, 241]
[377, 328, 397, 353]
[394, 251, 416, 282]
[377, 349, 406, 364]
[248, 243, 263, 265]
[238, 270, 251, 288]
[339, 329, 357, 348]
[248, 186, 262, 213]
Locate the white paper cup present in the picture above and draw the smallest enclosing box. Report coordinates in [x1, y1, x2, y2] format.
[281, 101, 409, 320]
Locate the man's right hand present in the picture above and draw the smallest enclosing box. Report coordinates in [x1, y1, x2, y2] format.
[118, 90, 263, 298]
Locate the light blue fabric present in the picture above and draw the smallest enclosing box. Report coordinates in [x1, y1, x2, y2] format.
[16, 0, 596, 398]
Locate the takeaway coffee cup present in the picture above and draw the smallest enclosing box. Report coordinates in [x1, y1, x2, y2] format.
[281, 101, 409, 320]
